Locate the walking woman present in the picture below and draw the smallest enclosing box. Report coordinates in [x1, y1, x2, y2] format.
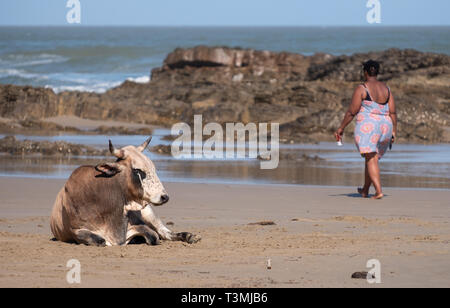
[335, 60, 397, 199]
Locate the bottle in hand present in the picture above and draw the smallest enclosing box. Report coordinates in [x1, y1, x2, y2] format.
[336, 135, 343, 146]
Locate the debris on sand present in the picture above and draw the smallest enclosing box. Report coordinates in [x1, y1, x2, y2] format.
[351, 271, 375, 279]
[248, 221, 276, 226]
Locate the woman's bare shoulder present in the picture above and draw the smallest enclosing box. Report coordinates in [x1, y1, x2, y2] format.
[355, 84, 366, 91]
[354, 84, 366, 94]
[377, 80, 389, 89]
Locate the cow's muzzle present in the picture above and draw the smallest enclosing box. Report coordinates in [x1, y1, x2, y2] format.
[151, 194, 169, 206]
[160, 194, 169, 204]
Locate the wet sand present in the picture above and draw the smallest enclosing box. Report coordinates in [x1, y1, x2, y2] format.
[0, 176, 449, 288]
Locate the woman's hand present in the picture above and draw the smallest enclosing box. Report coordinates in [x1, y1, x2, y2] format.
[334, 127, 344, 142]
[391, 131, 396, 144]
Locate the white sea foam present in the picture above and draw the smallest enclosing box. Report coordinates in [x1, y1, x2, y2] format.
[1, 54, 149, 93]
[1, 53, 69, 67]
[126, 75, 150, 83]
[47, 81, 123, 94]
[45, 75, 150, 93]
[0, 68, 49, 80]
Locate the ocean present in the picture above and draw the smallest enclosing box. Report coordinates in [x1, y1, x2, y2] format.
[0, 26, 449, 93]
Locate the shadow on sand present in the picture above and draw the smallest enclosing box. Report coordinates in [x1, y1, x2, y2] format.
[328, 193, 389, 198]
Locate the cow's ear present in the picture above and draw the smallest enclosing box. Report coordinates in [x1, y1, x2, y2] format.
[95, 163, 122, 177]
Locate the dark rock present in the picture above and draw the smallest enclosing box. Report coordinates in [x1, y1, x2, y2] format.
[0, 136, 108, 156]
[150, 144, 172, 155]
[351, 271, 375, 279]
[93, 125, 153, 135]
[307, 48, 450, 81]
[278, 152, 325, 161]
[161, 134, 180, 141]
[248, 221, 276, 226]
[18, 120, 80, 134]
[257, 153, 271, 161]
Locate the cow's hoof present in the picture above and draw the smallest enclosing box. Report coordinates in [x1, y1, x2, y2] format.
[144, 232, 160, 246]
[75, 229, 107, 247]
[188, 234, 201, 244]
[151, 236, 161, 246]
[177, 232, 201, 244]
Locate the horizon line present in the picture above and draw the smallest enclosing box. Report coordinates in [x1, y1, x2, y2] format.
[0, 24, 449, 28]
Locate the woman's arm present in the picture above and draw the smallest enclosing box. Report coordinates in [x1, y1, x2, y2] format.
[388, 91, 397, 142]
[334, 85, 364, 140]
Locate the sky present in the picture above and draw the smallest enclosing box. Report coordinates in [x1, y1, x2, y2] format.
[0, 0, 449, 26]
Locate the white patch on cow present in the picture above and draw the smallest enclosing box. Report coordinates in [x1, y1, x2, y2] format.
[140, 169, 166, 205]
[140, 205, 174, 240]
[122, 146, 167, 205]
[123, 200, 145, 216]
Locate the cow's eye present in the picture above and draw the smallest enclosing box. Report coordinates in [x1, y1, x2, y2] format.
[132, 168, 146, 180]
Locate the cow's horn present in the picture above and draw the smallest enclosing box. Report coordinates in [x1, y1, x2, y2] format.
[137, 136, 152, 152]
[109, 140, 124, 158]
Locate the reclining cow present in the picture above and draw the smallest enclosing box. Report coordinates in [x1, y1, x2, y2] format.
[50, 137, 200, 246]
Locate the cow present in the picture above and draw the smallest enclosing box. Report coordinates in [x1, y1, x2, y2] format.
[50, 137, 200, 246]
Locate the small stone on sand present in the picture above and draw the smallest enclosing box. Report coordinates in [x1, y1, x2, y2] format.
[248, 221, 276, 226]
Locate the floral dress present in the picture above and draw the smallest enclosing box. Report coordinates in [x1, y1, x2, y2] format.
[354, 85, 393, 158]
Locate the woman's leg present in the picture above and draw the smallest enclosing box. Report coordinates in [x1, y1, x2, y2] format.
[366, 152, 383, 199]
[358, 159, 371, 197]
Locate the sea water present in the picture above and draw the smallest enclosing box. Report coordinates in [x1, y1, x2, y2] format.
[0, 26, 449, 93]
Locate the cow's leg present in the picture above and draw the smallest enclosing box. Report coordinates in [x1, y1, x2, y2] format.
[74, 229, 106, 247]
[137, 205, 201, 244]
[170, 231, 202, 244]
[126, 224, 160, 246]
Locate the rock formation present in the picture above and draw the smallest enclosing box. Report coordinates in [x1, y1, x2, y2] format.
[1, 46, 449, 143]
[0, 136, 108, 156]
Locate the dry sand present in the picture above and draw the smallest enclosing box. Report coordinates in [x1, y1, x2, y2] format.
[0, 176, 449, 288]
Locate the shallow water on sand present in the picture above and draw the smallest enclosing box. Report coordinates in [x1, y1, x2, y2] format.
[0, 134, 449, 189]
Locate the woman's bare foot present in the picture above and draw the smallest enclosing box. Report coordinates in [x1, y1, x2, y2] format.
[371, 193, 384, 200]
[357, 187, 369, 198]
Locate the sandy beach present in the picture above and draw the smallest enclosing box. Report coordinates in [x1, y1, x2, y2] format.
[1, 1, 450, 292]
[0, 176, 449, 288]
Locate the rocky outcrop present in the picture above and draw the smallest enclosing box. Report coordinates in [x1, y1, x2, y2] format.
[153, 45, 322, 81]
[0, 118, 81, 135]
[0, 117, 153, 136]
[0, 85, 59, 120]
[307, 48, 450, 81]
[150, 144, 172, 155]
[1, 46, 449, 143]
[0, 136, 108, 156]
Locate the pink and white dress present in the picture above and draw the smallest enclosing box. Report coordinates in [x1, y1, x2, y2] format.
[354, 85, 393, 158]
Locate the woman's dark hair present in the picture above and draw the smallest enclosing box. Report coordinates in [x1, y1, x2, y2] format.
[363, 60, 380, 76]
